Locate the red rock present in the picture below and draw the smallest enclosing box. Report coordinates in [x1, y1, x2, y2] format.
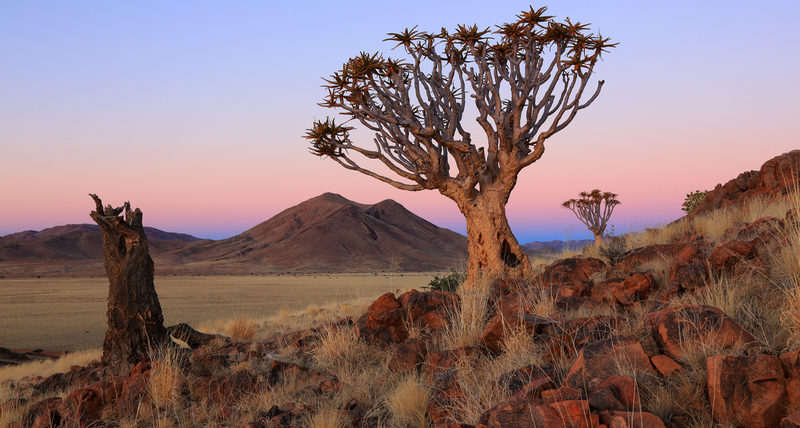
[422, 346, 476, 380]
[545, 315, 623, 366]
[610, 273, 654, 306]
[709, 240, 757, 274]
[566, 336, 656, 391]
[22, 397, 63, 428]
[597, 410, 666, 428]
[616, 243, 700, 273]
[782, 411, 800, 427]
[707, 354, 787, 428]
[667, 247, 708, 292]
[481, 312, 553, 354]
[650, 355, 682, 377]
[387, 337, 426, 372]
[587, 376, 639, 411]
[478, 399, 598, 428]
[397, 289, 459, 334]
[355, 292, 408, 345]
[190, 369, 260, 405]
[511, 376, 556, 401]
[537, 257, 607, 286]
[116, 362, 151, 416]
[691, 150, 800, 216]
[645, 305, 759, 362]
[540, 385, 583, 403]
[782, 350, 800, 415]
[59, 381, 117, 426]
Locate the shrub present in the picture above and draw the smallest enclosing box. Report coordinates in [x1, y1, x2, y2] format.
[424, 270, 466, 293]
[598, 235, 629, 265]
[682, 190, 709, 213]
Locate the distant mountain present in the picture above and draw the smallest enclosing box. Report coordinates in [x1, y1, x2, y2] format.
[166, 192, 468, 273]
[521, 239, 593, 257]
[0, 224, 204, 263]
[0, 193, 468, 277]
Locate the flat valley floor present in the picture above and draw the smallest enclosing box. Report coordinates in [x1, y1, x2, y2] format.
[0, 274, 431, 351]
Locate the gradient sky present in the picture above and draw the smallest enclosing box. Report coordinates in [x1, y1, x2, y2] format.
[1, 1, 799, 243]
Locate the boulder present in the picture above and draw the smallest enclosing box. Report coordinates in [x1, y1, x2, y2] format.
[783, 412, 800, 428]
[782, 350, 800, 415]
[566, 336, 656, 391]
[597, 410, 666, 428]
[615, 243, 700, 273]
[587, 375, 639, 412]
[537, 257, 607, 286]
[59, 381, 117, 427]
[397, 289, 459, 334]
[708, 240, 758, 274]
[540, 385, 583, 403]
[355, 292, 408, 345]
[545, 315, 622, 366]
[477, 399, 598, 428]
[116, 361, 151, 417]
[691, 150, 800, 216]
[645, 305, 759, 362]
[22, 397, 63, 428]
[707, 354, 787, 428]
[650, 355, 682, 377]
[481, 312, 554, 354]
[387, 337, 426, 372]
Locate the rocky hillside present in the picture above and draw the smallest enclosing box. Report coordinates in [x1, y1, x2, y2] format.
[522, 239, 594, 257]
[3, 150, 800, 427]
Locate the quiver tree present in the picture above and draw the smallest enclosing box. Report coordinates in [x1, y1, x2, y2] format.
[562, 189, 620, 244]
[89, 194, 167, 368]
[305, 6, 614, 283]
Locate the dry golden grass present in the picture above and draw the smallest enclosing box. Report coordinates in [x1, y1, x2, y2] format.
[148, 347, 186, 411]
[436, 275, 492, 350]
[0, 348, 101, 383]
[387, 376, 430, 428]
[307, 407, 347, 428]
[226, 315, 259, 341]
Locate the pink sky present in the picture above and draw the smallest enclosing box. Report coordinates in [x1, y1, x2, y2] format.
[1, 1, 798, 243]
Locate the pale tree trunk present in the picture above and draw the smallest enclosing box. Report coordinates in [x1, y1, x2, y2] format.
[456, 192, 532, 285]
[89, 194, 168, 369]
[592, 231, 603, 245]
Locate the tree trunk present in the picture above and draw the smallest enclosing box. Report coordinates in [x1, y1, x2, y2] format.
[592, 231, 603, 245]
[458, 194, 533, 285]
[89, 194, 168, 369]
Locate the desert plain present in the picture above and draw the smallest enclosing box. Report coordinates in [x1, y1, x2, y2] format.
[0, 273, 431, 351]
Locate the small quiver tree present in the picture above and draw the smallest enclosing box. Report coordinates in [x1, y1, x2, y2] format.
[89, 194, 168, 369]
[305, 6, 615, 284]
[562, 189, 620, 244]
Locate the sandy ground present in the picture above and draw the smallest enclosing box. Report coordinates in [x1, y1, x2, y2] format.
[0, 274, 433, 351]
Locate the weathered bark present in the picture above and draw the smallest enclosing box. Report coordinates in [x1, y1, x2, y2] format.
[89, 194, 167, 369]
[458, 193, 532, 284]
[592, 231, 603, 245]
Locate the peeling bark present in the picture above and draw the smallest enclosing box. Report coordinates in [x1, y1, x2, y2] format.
[459, 193, 532, 284]
[89, 194, 167, 369]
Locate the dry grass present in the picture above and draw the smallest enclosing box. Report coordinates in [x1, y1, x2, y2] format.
[226, 315, 259, 341]
[387, 376, 430, 428]
[307, 408, 347, 428]
[0, 348, 101, 383]
[148, 347, 186, 411]
[624, 220, 692, 250]
[436, 275, 492, 351]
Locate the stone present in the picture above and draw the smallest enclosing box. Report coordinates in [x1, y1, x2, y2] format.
[22, 397, 63, 428]
[708, 240, 757, 274]
[481, 312, 554, 354]
[355, 292, 408, 345]
[597, 410, 666, 428]
[645, 305, 759, 362]
[566, 336, 656, 391]
[650, 355, 682, 377]
[587, 376, 639, 411]
[782, 350, 800, 415]
[397, 289, 459, 334]
[782, 412, 800, 428]
[610, 273, 655, 306]
[537, 257, 607, 286]
[387, 337, 426, 372]
[707, 353, 787, 428]
[540, 385, 583, 403]
[477, 399, 598, 428]
[59, 381, 117, 427]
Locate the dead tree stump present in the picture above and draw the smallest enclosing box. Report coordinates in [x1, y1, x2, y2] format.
[89, 194, 167, 368]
